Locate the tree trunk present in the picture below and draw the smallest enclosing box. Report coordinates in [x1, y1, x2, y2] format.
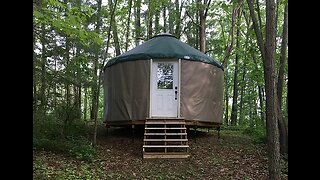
[252, 48, 266, 126]
[168, 2, 174, 34]
[198, 0, 211, 53]
[286, 79, 288, 117]
[277, 4, 288, 110]
[39, 22, 47, 116]
[174, 0, 181, 38]
[91, 0, 102, 121]
[277, 4, 288, 155]
[255, 0, 263, 30]
[222, 0, 243, 67]
[84, 87, 88, 121]
[162, 2, 166, 32]
[239, 65, 246, 125]
[224, 70, 229, 126]
[147, 0, 153, 39]
[247, 0, 265, 61]
[195, 1, 199, 50]
[199, 13, 206, 53]
[64, 36, 71, 137]
[265, 0, 281, 179]
[33, 23, 37, 113]
[53, 56, 57, 110]
[230, 13, 241, 126]
[125, 0, 133, 51]
[93, 0, 117, 147]
[110, 0, 120, 56]
[258, 86, 265, 126]
[135, 0, 141, 46]
[155, 8, 160, 35]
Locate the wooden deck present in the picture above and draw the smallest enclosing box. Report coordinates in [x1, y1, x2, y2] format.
[105, 118, 221, 128]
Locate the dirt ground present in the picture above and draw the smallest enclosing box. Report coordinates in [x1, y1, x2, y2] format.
[33, 127, 288, 179]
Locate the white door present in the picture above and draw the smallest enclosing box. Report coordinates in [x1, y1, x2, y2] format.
[151, 61, 179, 117]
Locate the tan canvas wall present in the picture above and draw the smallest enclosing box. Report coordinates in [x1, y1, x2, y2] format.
[104, 60, 150, 121]
[104, 59, 223, 124]
[180, 61, 223, 123]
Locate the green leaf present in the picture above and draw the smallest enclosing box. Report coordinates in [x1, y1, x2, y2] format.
[33, 10, 44, 19]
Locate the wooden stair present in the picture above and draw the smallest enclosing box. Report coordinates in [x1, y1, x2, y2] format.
[143, 118, 190, 159]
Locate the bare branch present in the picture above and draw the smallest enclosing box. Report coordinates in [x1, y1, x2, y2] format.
[186, 10, 201, 28]
[204, 0, 212, 18]
[222, 0, 243, 67]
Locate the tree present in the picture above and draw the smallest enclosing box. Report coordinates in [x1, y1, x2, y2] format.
[230, 12, 242, 126]
[125, 0, 133, 51]
[277, 4, 288, 155]
[265, 0, 281, 178]
[198, 0, 211, 53]
[134, 0, 142, 46]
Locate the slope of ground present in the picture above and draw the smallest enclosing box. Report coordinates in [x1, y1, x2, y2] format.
[33, 127, 288, 179]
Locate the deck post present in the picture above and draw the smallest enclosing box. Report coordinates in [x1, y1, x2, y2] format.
[105, 125, 109, 137]
[132, 124, 135, 143]
[194, 125, 197, 143]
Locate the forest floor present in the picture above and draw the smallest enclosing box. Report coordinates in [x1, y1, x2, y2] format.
[33, 126, 288, 179]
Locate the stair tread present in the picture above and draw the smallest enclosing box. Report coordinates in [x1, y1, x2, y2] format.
[145, 122, 185, 124]
[143, 145, 189, 148]
[145, 127, 186, 130]
[143, 139, 188, 141]
[144, 133, 187, 135]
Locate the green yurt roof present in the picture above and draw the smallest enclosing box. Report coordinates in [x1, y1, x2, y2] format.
[104, 33, 223, 70]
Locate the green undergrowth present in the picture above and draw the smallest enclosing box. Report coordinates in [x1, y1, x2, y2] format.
[221, 125, 267, 144]
[33, 114, 96, 162]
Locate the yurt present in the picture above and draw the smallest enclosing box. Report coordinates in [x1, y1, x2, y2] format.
[103, 33, 224, 128]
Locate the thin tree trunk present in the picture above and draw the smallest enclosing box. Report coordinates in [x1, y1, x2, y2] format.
[147, 0, 153, 39]
[230, 12, 241, 126]
[125, 0, 133, 51]
[91, 0, 102, 121]
[286, 79, 288, 117]
[275, 0, 280, 34]
[155, 9, 160, 34]
[255, 0, 263, 30]
[64, 36, 71, 137]
[222, 0, 243, 67]
[252, 50, 266, 126]
[93, 0, 117, 147]
[84, 87, 88, 121]
[33, 24, 38, 114]
[247, 0, 265, 61]
[277, 4, 288, 155]
[265, 0, 280, 178]
[277, 4, 288, 110]
[162, 2, 166, 32]
[224, 70, 229, 126]
[258, 86, 265, 126]
[53, 57, 57, 110]
[195, 1, 199, 49]
[198, 0, 211, 53]
[239, 65, 246, 125]
[135, 0, 141, 46]
[92, 0, 103, 146]
[253, 95, 258, 126]
[174, 0, 181, 38]
[110, 0, 120, 56]
[238, 19, 250, 126]
[168, 2, 174, 34]
[39, 22, 47, 116]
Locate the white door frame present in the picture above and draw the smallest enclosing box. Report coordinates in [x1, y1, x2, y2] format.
[149, 59, 181, 118]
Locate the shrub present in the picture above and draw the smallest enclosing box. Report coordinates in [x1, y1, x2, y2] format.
[242, 126, 267, 144]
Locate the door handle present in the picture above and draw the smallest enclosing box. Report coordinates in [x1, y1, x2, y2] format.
[175, 86, 178, 100]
